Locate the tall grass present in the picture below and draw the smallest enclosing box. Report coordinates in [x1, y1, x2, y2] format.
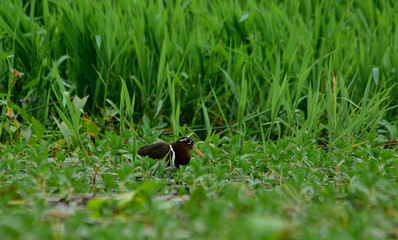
[0, 0, 397, 144]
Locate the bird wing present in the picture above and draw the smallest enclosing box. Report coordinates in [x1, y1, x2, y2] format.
[137, 142, 171, 159]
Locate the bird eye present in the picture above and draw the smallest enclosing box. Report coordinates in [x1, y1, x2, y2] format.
[179, 138, 193, 145]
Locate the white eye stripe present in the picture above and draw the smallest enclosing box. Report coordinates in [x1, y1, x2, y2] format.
[179, 138, 193, 145]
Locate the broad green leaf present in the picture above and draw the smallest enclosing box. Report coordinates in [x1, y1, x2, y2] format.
[31, 116, 45, 140]
[73, 95, 89, 113]
[81, 116, 99, 137]
[20, 127, 32, 143]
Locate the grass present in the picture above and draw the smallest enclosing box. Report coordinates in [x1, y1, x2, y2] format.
[1, 0, 397, 138]
[1, 0, 398, 239]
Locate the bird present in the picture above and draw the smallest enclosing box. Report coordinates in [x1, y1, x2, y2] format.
[137, 137, 205, 168]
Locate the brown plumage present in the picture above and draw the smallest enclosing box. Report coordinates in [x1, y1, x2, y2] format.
[137, 137, 205, 168]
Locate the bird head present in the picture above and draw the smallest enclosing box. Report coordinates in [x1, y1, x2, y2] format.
[177, 137, 205, 157]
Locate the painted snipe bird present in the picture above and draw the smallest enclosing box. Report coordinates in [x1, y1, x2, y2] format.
[137, 137, 205, 168]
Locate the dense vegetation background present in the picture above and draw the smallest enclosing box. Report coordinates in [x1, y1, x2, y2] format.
[2, 0, 397, 142]
[1, 0, 398, 239]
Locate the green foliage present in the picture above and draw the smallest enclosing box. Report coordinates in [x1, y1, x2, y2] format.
[1, 134, 398, 239]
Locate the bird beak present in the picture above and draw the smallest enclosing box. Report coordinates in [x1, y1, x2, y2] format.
[193, 146, 205, 157]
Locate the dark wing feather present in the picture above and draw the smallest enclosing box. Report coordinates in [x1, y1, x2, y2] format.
[137, 142, 170, 159]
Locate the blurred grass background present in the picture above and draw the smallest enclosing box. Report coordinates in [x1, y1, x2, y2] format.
[1, 0, 397, 145]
